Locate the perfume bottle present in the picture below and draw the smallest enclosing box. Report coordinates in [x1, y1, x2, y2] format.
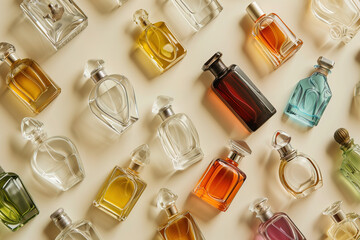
[93, 144, 150, 221]
[21, 117, 85, 191]
[311, 0, 360, 43]
[202, 52, 276, 132]
[272, 130, 323, 198]
[334, 128, 360, 192]
[20, 0, 88, 50]
[249, 197, 306, 240]
[51, 208, 101, 240]
[246, 2, 303, 68]
[323, 201, 360, 240]
[285, 57, 334, 127]
[117, 0, 128, 7]
[0, 42, 61, 113]
[157, 188, 205, 240]
[0, 166, 39, 231]
[152, 95, 203, 170]
[193, 140, 251, 212]
[170, 0, 223, 31]
[133, 9, 187, 73]
[84, 59, 139, 135]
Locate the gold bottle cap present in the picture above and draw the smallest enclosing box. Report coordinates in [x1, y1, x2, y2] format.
[246, 2, 265, 22]
[334, 128, 351, 146]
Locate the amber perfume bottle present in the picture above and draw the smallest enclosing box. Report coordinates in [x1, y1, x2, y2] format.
[193, 140, 251, 211]
[0, 42, 61, 113]
[246, 2, 303, 68]
[203, 52, 276, 132]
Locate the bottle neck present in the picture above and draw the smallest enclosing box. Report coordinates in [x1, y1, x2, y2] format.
[165, 205, 178, 218]
[329, 210, 346, 223]
[31, 132, 48, 146]
[313, 66, 330, 77]
[90, 69, 107, 83]
[277, 144, 297, 162]
[53, 214, 72, 231]
[340, 139, 354, 152]
[227, 151, 242, 164]
[5, 53, 19, 66]
[138, 19, 151, 30]
[258, 209, 274, 223]
[158, 107, 175, 121]
[208, 59, 228, 79]
[128, 161, 142, 175]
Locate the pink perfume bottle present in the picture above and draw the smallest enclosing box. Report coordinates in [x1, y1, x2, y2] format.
[249, 198, 306, 240]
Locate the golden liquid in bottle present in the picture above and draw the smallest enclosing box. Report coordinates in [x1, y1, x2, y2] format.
[103, 176, 135, 210]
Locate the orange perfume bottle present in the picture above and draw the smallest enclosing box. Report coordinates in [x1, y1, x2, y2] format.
[246, 2, 303, 68]
[193, 140, 251, 211]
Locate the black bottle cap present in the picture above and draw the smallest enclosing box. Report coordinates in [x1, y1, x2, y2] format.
[202, 52, 228, 77]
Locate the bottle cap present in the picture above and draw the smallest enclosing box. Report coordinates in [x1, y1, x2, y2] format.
[202, 52, 228, 78]
[0, 42, 19, 65]
[249, 197, 274, 222]
[21, 117, 47, 145]
[152, 95, 175, 120]
[133, 9, 151, 29]
[156, 188, 179, 217]
[317, 56, 335, 70]
[323, 201, 346, 223]
[50, 208, 73, 230]
[272, 130, 297, 161]
[246, 2, 265, 22]
[228, 140, 252, 163]
[334, 128, 351, 147]
[128, 144, 150, 173]
[84, 59, 107, 83]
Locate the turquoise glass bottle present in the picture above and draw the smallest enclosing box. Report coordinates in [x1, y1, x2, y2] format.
[0, 166, 39, 231]
[284, 56, 334, 127]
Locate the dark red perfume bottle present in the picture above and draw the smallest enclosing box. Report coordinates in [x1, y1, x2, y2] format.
[202, 52, 276, 131]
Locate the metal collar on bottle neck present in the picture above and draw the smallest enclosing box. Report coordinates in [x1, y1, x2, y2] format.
[258, 209, 274, 222]
[246, 2, 265, 22]
[4, 53, 19, 66]
[165, 205, 178, 218]
[227, 151, 243, 163]
[91, 69, 107, 83]
[330, 210, 346, 223]
[128, 161, 143, 174]
[277, 144, 297, 161]
[158, 107, 175, 121]
[50, 209, 72, 230]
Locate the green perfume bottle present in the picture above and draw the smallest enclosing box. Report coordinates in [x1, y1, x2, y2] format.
[0, 166, 39, 231]
[334, 128, 360, 192]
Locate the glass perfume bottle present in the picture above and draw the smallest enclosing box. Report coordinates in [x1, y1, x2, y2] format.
[84, 59, 139, 135]
[249, 197, 306, 240]
[0, 166, 39, 231]
[157, 188, 205, 240]
[246, 2, 303, 68]
[117, 0, 128, 7]
[272, 130, 323, 198]
[193, 140, 251, 212]
[285, 56, 334, 127]
[0, 42, 61, 113]
[202, 52, 276, 132]
[93, 144, 150, 221]
[133, 9, 187, 73]
[152, 95, 204, 170]
[170, 0, 223, 31]
[323, 201, 360, 240]
[311, 0, 360, 43]
[51, 208, 101, 240]
[334, 128, 360, 192]
[21, 117, 85, 191]
[20, 0, 88, 50]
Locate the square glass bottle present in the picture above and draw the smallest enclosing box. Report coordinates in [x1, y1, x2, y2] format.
[0, 42, 61, 114]
[93, 144, 150, 221]
[246, 2, 303, 68]
[193, 140, 250, 212]
[0, 166, 39, 231]
[20, 0, 88, 50]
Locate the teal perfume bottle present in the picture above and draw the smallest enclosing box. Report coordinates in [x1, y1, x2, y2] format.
[334, 128, 360, 192]
[0, 166, 39, 231]
[284, 56, 334, 127]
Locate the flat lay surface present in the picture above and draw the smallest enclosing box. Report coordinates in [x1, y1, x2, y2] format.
[1, 0, 360, 239]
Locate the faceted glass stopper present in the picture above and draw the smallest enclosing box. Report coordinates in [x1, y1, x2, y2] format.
[272, 130, 292, 150]
[152, 95, 174, 114]
[249, 197, 270, 216]
[323, 201, 343, 216]
[133, 9, 150, 27]
[156, 188, 178, 210]
[131, 144, 151, 166]
[83, 59, 105, 79]
[0, 42, 15, 62]
[21, 117, 45, 141]
[229, 140, 252, 156]
[334, 128, 350, 146]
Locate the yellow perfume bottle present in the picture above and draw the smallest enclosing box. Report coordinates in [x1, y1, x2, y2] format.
[133, 9, 187, 73]
[0, 42, 61, 113]
[93, 144, 150, 221]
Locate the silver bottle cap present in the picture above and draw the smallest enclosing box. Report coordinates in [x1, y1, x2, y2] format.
[50, 208, 73, 230]
[272, 130, 297, 161]
[246, 2, 265, 22]
[317, 56, 335, 70]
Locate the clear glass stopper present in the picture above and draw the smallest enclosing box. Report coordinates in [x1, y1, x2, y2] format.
[0, 42, 16, 62]
[133, 9, 151, 28]
[44, 3, 65, 22]
[157, 188, 178, 210]
[21, 117, 47, 144]
[84, 59, 106, 82]
[272, 130, 296, 161]
[249, 197, 274, 222]
[131, 144, 150, 165]
[323, 201, 348, 223]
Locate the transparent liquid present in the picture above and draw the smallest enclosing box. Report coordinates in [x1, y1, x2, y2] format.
[328, 220, 360, 240]
[56, 220, 101, 240]
[340, 144, 360, 193]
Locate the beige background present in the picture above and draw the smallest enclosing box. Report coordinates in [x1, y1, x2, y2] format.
[1, 0, 360, 239]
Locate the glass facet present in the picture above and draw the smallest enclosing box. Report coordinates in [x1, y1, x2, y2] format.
[170, 0, 223, 30]
[20, 0, 88, 50]
[152, 96, 203, 170]
[21, 117, 85, 191]
[203, 52, 276, 132]
[133, 9, 187, 72]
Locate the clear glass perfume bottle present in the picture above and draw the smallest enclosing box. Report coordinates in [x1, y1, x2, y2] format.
[157, 188, 205, 240]
[272, 130, 323, 198]
[84, 59, 139, 135]
[51, 208, 101, 240]
[152, 95, 204, 170]
[20, 0, 88, 50]
[202, 52, 276, 132]
[133, 9, 187, 73]
[311, 0, 360, 43]
[323, 201, 360, 240]
[249, 197, 306, 240]
[0, 166, 39, 231]
[193, 140, 251, 212]
[246, 2, 303, 68]
[285, 56, 334, 127]
[0, 42, 61, 113]
[170, 0, 223, 31]
[334, 128, 360, 193]
[21, 117, 85, 191]
[93, 144, 150, 221]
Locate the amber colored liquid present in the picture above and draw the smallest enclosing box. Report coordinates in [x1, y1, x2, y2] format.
[162, 217, 195, 240]
[193, 158, 246, 211]
[7, 59, 61, 113]
[258, 21, 286, 54]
